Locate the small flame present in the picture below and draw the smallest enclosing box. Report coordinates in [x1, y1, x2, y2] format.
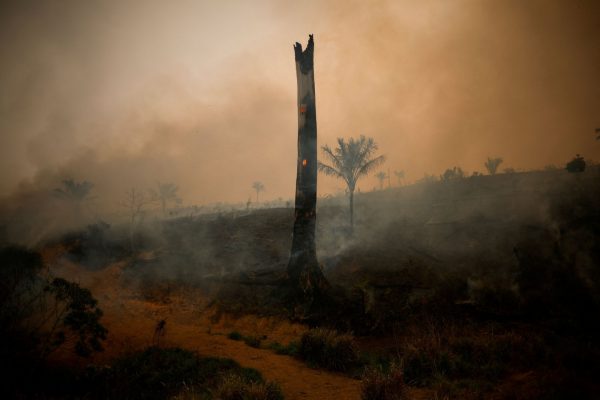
[302, 159, 307, 166]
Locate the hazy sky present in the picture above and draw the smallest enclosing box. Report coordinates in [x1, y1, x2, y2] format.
[1, 0, 599, 206]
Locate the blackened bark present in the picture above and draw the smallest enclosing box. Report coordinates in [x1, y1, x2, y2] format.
[287, 35, 328, 296]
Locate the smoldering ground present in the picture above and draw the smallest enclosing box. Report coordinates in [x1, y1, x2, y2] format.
[13, 161, 594, 330]
[0, 0, 598, 319]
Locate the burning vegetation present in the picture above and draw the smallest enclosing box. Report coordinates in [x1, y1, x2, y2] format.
[1, 3, 600, 398]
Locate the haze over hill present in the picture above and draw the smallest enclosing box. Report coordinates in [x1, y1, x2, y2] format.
[1, 0, 599, 210]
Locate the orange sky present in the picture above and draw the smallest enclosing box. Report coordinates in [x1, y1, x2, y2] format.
[1, 0, 599, 207]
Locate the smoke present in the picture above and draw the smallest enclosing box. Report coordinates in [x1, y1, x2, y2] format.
[1, 0, 599, 214]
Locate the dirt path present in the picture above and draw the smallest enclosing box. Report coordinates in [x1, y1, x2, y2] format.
[45, 253, 362, 400]
[100, 302, 362, 400]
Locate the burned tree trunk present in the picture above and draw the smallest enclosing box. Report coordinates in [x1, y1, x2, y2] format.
[287, 35, 328, 296]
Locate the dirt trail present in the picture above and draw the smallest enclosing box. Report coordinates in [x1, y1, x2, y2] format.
[45, 252, 361, 400]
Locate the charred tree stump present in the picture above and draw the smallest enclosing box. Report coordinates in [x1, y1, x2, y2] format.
[287, 35, 329, 299]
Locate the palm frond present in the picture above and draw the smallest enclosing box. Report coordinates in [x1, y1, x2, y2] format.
[321, 145, 344, 171]
[317, 162, 343, 178]
[54, 179, 93, 201]
[320, 135, 385, 194]
[357, 155, 385, 178]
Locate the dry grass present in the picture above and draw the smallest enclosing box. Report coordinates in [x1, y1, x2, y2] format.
[212, 373, 284, 400]
[361, 362, 406, 400]
[299, 328, 359, 371]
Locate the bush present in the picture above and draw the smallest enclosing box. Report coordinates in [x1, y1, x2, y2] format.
[243, 335, 263, 348]
[361, 362, 406, 400]
[440, 167, 465, 181]
[47, 277, 108, 357]
[402, 348, 452, 386]
[227, 331, 263, 348]
[0, 246, 107, 359]
[566, 154, 586, 172]
[98, 347, 267, 400]
[213, 373, 284, 400]
[0, 246, 107, 397]
[0, 246, 44, 328]
[268, 341, 299, 356]
[63, 222, 127, 269]
[0, 246, 107, 358]
[299, 328, 359, 371]
[105, 347, 207, 399]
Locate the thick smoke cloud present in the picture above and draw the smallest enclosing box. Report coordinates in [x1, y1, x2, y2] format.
[1, 0, 599, 209]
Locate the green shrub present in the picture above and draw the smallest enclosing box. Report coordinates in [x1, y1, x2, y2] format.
[299, 328, 359, 371]
[213, 373, 284, 400]
[361, 362, 406, 400]
[228, 331, 243, 340]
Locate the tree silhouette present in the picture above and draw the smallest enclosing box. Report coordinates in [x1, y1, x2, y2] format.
[53, 179, 94, 220]
[375, 171, 388, 190]
[566, 154, 586, 173]
[149, 182, 180, 216]
[596, 128, 599, 140]
[120, 188, 150, 253]
[54, 179, 94, 203]
[419, 173, 438, 183]
[318, 135, 385, 230]
[394, 170, 405, 186]
[252, 181, 265, 203]
[0, 246, 107, 360]
[441, 167, 465, 182]
[484, 157, 503, 175]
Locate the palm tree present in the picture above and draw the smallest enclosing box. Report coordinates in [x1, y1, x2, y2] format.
[149, 182, 180, 216]
[53, 179, 94, 222]
[394, 170, 405, 186]
[54, 179, 94, 203]
[318, 135, 385, 229]
[252, 181, 265, 203]
[484, 157, 503, 175]
[375, 171, 388, 190]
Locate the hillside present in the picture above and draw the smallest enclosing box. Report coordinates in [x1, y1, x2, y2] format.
[4, 167, 600, 399]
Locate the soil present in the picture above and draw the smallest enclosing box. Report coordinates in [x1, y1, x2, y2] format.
[43, 247, 366, 400]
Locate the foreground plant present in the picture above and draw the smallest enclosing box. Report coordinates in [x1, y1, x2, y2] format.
[299, 328, 359, 371]
[213, 373, 284, 400]
[361, 362, 406, 400]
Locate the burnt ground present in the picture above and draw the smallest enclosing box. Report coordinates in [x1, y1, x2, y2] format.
[10, 166, 600, 399]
